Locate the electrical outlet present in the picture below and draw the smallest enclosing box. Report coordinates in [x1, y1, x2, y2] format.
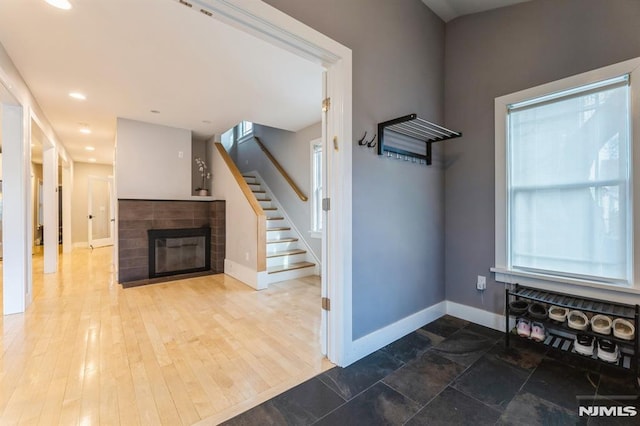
[178, 151, 184, 158]
[477, 275, 486, 291]
[245, 252, 249, 261]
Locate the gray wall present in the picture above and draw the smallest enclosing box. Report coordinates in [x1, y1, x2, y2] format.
[444, 0, 640, 312]
[236, 123, 322, 260]
[264, 0, 446, 338]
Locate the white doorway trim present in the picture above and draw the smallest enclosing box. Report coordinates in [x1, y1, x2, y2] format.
[187, 0, 353, 366]
[1, 101, 32, 315]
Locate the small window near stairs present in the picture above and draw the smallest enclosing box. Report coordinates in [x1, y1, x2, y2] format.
[310, 139, 322, 238]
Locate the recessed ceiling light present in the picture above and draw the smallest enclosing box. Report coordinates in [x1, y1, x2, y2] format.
[44, 0, 72, 10]
[88, 158, 97, 163]
[150, 110, 160, 114]
[69, 92, 86, 100]
[79, 128, 91, 134]
[85, 146, 95, 151]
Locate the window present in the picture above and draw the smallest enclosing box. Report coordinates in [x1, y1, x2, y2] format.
[494, 58, 640, 290]
[239, 120, 253, 138]
[311, 139, 322, 236]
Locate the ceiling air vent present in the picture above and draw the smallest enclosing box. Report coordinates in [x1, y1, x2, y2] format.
[178, 0, 192, 8]
[200, 9, 213, 17]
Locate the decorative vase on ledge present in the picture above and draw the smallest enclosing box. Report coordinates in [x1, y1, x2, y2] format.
[197, 189, 208, 196]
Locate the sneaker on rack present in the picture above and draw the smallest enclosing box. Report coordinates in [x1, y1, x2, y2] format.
[530, 322, 546, 342]
[516, 317, 531, 338]
[597, 339, 620, 363]
[573, 334, 594, 356]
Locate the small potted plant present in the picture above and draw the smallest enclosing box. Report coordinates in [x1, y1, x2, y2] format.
[195, 157, 211, 196]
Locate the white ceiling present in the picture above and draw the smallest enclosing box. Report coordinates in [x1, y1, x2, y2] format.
[422, 0, 533, 22]
[0, 0, 323, 165]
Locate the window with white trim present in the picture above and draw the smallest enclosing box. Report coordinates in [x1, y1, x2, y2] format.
[494, 58, 640, 290]
[311, 139, 322, 236]
[239, 120, 253, 138]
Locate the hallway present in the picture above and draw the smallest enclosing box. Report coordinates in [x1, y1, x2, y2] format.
[0, 248, 329, 425]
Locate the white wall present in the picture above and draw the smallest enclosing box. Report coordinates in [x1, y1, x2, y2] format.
[115, 118, 192, 200]
[72, 162, 113, 245]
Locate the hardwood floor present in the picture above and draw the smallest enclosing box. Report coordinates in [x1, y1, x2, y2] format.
[0, 247, 331, 425]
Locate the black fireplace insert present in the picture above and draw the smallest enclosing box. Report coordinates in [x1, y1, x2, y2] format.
[148, 227, 211, 278]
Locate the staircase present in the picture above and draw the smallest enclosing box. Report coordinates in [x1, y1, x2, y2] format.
[242, 173, 317, 284]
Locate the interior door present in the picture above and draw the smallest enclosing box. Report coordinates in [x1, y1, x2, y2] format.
[88, 176, 113, 248]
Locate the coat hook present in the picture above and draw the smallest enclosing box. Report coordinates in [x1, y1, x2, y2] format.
[366, 134, 377, 148]
[357, 131, 368, 146]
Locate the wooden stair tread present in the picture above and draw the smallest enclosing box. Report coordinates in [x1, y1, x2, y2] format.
[266, 217, 284, 221]
[267, 249, 307, 258]
[258, 198, 272, 202]
[263, 207, 277, 211]
[267, 237, 298, 244]
[267, 227, 291, 231]
[268, 261, 315, 274]
[252, 190, 266, 193]
[242, 175, 256, 178]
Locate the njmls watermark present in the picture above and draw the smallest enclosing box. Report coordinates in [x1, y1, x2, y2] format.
[577, 395, 638, 417]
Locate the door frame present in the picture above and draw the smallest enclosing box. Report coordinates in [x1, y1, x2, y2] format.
[87, 175, 114, 248]
[187, 0, 353, 366]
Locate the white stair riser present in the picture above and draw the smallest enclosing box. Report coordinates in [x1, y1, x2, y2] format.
[247, 183, 261, 189]
[266, 252, 308, 267]
[267, 266, 317, 284]
[266, 241, 298, 253]
[266, 219, 286, 228]
[265, 230, 293, 240]
[259, 200, 272, 208]
[243, 177, 258, 184]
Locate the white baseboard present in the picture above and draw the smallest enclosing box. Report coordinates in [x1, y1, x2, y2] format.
[340, 300, 509, 367]
[224, 259, 267, 290]
[446, 301, 506, 332]
[344, 301, 447, 366]
[256, 271, 269, 290]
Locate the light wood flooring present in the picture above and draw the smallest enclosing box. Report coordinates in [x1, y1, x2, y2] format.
[0, 247, 331, 425]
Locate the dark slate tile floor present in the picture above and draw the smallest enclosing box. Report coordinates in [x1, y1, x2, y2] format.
[223, 315, 639, 426]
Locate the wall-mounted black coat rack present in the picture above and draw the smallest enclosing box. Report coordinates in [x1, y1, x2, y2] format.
[377, 114, 462, 165]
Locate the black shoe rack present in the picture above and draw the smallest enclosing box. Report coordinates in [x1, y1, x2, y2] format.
[505, 284, 639, 379]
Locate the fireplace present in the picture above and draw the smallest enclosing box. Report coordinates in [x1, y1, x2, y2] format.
[148, 227, 211, 279]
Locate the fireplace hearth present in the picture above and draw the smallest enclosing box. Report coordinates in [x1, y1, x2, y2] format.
[148, 227, 211, 279]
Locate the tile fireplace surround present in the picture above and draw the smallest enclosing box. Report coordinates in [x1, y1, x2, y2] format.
[118, 199, 225, 286]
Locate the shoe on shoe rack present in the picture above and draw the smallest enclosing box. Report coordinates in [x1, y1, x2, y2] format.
[517, 317, 531, 338]
[612, 318, 635, 341]
[597, 339, 620, 363]
[574, 334, 595, 356]
[548, 306, 569, 322]
[530, 322, 546, 342]
[528, 302, 548, 320]
[568, 310, 589, 331]
[590, 314, 612, 335]
[509, 299, 530, 315]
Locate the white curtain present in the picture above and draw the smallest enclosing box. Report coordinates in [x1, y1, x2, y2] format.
[508, 80, 630, 283]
